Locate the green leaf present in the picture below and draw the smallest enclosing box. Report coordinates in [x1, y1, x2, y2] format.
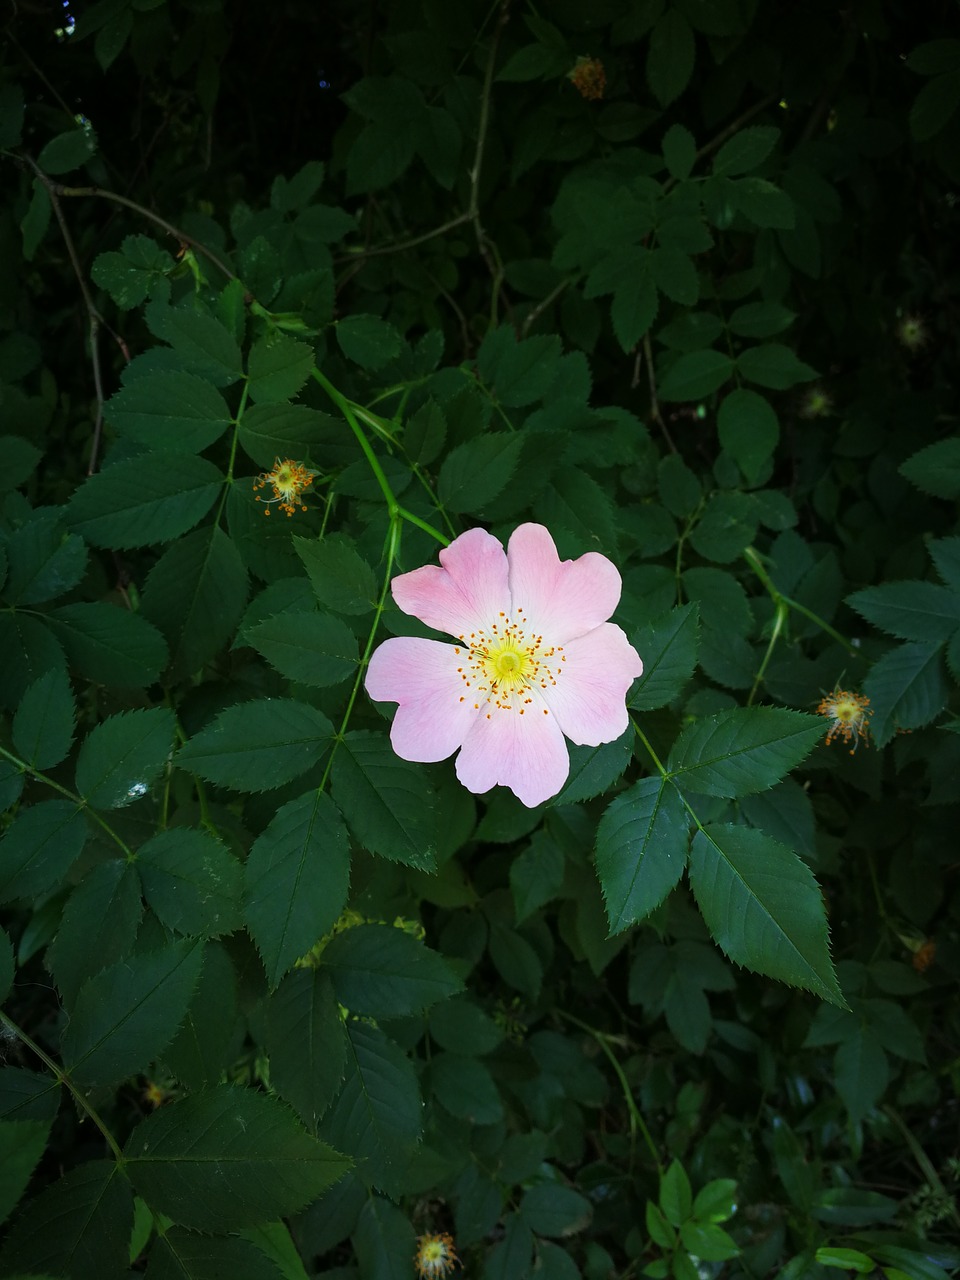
[899, 438, 960, 499]
[319, 1020, 421, 1196]
[336, 315, 402, 370]
[662, 123, 697, 180]
[147, 300, 244, 386]
[717, 388, 779, 482]
[321, 923, 461, 1016]
[244, 791, 350, 987]
[21, 177, 51, 259]
[145, 1228, 285, 1280]
[330, 731, 437, 871]
[652, 248, 699, 305]
[930, 536, 960, 590]
[0, 799, 87, 904]
[105, 371, 233, 452]
[647, 9, 695, 106]
[478, 329, 561, 407]
[611, 272, 658, 351]
[2, 512, 88, 605]
[693, 1178, 739, 1223]
[266, 969, 346, 1129]
[814, 1247, 877, 1274]
[429, 996, 504, 1057]
[246, 610, 358, 686]
[689, 824, 843, 1002]
[519, 1184, 592, 1237]
[660, 1159, 693, 1226]
[437, 434, 523, 514]
[727, 301, 796, 338]
[61, 939, 204, 1086]
[737, 343, 817, 390]
[0, 81, 24, 148]
[730, 177, 794, 229]
[140, 526, 249, 680]
[629, 602, 700, 710]
[125, 1086, 350, 1231]
[847, 580, 960, 643]
[178, 698, 333, 793]
[595, 776, 689, 932]
[12, 667, 75, 769]
[906, 38, 960, 75]
[679, 1221, 739, 1262]
[0, 760, 23, 815]
[668, 707, 824, 798]
[909, 72, 960, 142]
[486, 1213, 534, 1280]
[241, 1221, 312, 1280]
[0, 435, 43, 492]
[139, 829, 243, 938]
[689, 491, 759, 563]
[0, 927, 11, 1007]
[247, 331, 314, 403]
[47, 601, 168, 688]
[38, 125, 97, 174]
[659, 349, 734, 401]
[238, 403, 337, 468]
[66, 454, 223, 549]
[164, 942, 239, 1090]
[863, 641, 948, 746]
[90, 235, 174, 310]
[75, 708, 174, 809]
[712, 126, 780, 175]
[0, 1117, 51, 1228]
[430, 1051, 503, 1125]
[47, 859, 143, 1007]
[293, 533, 377, 614]
[553, 732, 632, 805]
[0, 1160, 132, 1280]
[353, 1195, 416, 1280]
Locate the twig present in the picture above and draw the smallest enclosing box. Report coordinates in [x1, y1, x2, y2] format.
[469, 0, 512, 325]
[337, 213, 472, 264]
[521, 277, 571, 337]
[641, 332, 677, 453]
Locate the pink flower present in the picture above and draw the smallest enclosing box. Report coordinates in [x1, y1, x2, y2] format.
[365, 524, 643, 807]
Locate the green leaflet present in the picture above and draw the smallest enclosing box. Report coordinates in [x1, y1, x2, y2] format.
[0, 1160, 133, 1280]
[320, 923, 462, 1017]
[177, 698, 333, 793]
[244, 790, 350, 986]
[689, 825, 843, 1005]
[667, 707, 824, 798]
[595, 776, 690, 932]
[61, 939, 204, 1086]
[125, 1087, 350, 1231]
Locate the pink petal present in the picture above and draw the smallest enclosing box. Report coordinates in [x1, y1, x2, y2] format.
[455, 696, 570, 807]
[392, 528, 509, 639]
[542, 623, 643, 746]
[365, 637, 479, 762]
[506, 523, 623, 643]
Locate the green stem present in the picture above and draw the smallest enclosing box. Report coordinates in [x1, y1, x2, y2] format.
[556, 1009, 663, 1176]
[0, 745, 135, 859]
[318, 516, 403, 791]
[748, 599, 788, 706]
[311, 366, 449, 546]
[744, 546, 857, 655]
[0, 1011, 124, 1162]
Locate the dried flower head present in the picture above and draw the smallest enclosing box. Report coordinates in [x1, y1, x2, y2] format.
[799, 385, 833, 420]
[817, 688, 873, 754]
[415, 1233, 459, 1280]
[569, 56, 606, 101]
[253, 457, 317, 517]
[912, 938, 936, 972]
[897, 313, 928, 353]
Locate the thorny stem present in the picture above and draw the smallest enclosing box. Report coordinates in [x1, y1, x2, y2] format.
[556, 1009, 663, 1177]
[469, 1, 511, 325]
[0, 1010, 124, 1162]
[21, 158, 130, 475]
[53, 182, 237, 282]
[641, 332, 677, 453]
[0, 744, 136, 859]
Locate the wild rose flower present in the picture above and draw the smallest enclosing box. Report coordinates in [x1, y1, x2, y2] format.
[365, 523, 643, 807]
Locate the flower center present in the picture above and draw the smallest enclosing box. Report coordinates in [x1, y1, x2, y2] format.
[454, 608, 564, 717]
